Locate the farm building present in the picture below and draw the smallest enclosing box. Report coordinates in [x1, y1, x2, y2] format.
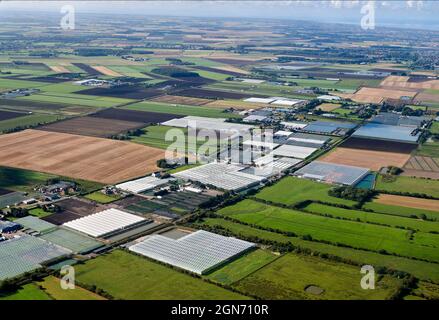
[270, 98, 306, 107]
[15, 216, 57, 234]
[294, 161, 370, 186]
[129, 230, 255, 275]
[317, 95, 341, 101]
[161, 116, 253, 134]
[243, 115, 269, 123]
[281, 121, 308, 130]
[0, 191, 32, 209]
[0, 235, 71, 281]
[370, 113, 429, 128]
[351, 123, 420, 144]
[116, 175, 173, 194]
[288, 132, 331, 145]
[39, 228, 103, 254]
[173, 162, 266, 191]
[244, 97, 276, 104]
[302, 121, 356, 135]
[0, 221, 21, 233]
[63, 208, 148, 238]
[272, 144, 318, 159]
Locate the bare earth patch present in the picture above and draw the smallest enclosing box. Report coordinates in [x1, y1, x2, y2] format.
[0, 129, 165, 184]
[376, 194, 439, 212]
[320, 147, 411, 171]
[91, 66, 122, 77]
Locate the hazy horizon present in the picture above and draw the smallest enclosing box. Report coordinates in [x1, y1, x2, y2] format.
[0, 1, 438, 31]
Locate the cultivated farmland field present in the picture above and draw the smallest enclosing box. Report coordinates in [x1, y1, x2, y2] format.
[75, 250, 249, 300]
[320, 147, 411, 171]
[0, 129, 165, 184]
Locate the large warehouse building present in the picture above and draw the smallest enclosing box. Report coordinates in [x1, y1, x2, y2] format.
[129, 230, 255, 275]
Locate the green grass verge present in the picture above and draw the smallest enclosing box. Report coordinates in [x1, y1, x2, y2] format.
[75, 250, 250, 300]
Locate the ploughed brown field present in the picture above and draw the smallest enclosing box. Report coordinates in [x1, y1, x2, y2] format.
[38, 116, 145, 138]
[320, 147, 411, 171]
[0, 129, 165, 184]
[380, 76, 439, 90]
[375, 194, 439, 213]
[402, 156, 439, 179]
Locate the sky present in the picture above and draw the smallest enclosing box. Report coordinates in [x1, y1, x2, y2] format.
[0, 1, 438, 30]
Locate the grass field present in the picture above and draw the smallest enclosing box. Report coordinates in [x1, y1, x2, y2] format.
[375, 175, 439, 198]
[0, 284, 51, 300]
[206, 249, 279, 285]
[363, 201, 439, 221]
[233, 253, 402, 300]
[0, 113, 64, 132]
[217, 199, 439, 262]
[124, 101, 242, 119]
[84, 191, 122, 204]
[37, 276, 106, 300]
[0, 166, 103, 194]
[75, 250, 250, 300]
[304, 203, 439, 233]
[430, 122, 439, 135]
[255, 176, 357, 206]
[416, 142, 439, 158]
[197, 217, 439, 283]
[28, 207, 52, 218]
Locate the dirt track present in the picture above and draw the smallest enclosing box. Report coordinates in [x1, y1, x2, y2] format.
[0, 129, 165, 184]
[376, 194, 439, 212]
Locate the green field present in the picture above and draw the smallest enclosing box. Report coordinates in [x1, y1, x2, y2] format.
[124, 101, 241, 119]
[416, 142, 439, 158]
[0, 284, 51, 300]
[430, 122, 439, 135]
[375, 175, 439, 198]
[18, 93, 127, 108]
[206, 249, 279, 285]
[75, 250, 250, 300]
[233, 253, 402, 300]
[363, 201, 439, 221]
[197, 217, 439, 283]
[84, 191, 122, 204]
[0, 166, 103, 194]
[38, 276, 106, 300]
[28, 207, 52, 218]
[304, 203, 439, 233]
[217, 199, 439, 262]
[255, 176, 357, 206]
[0, 113, 64, 132]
